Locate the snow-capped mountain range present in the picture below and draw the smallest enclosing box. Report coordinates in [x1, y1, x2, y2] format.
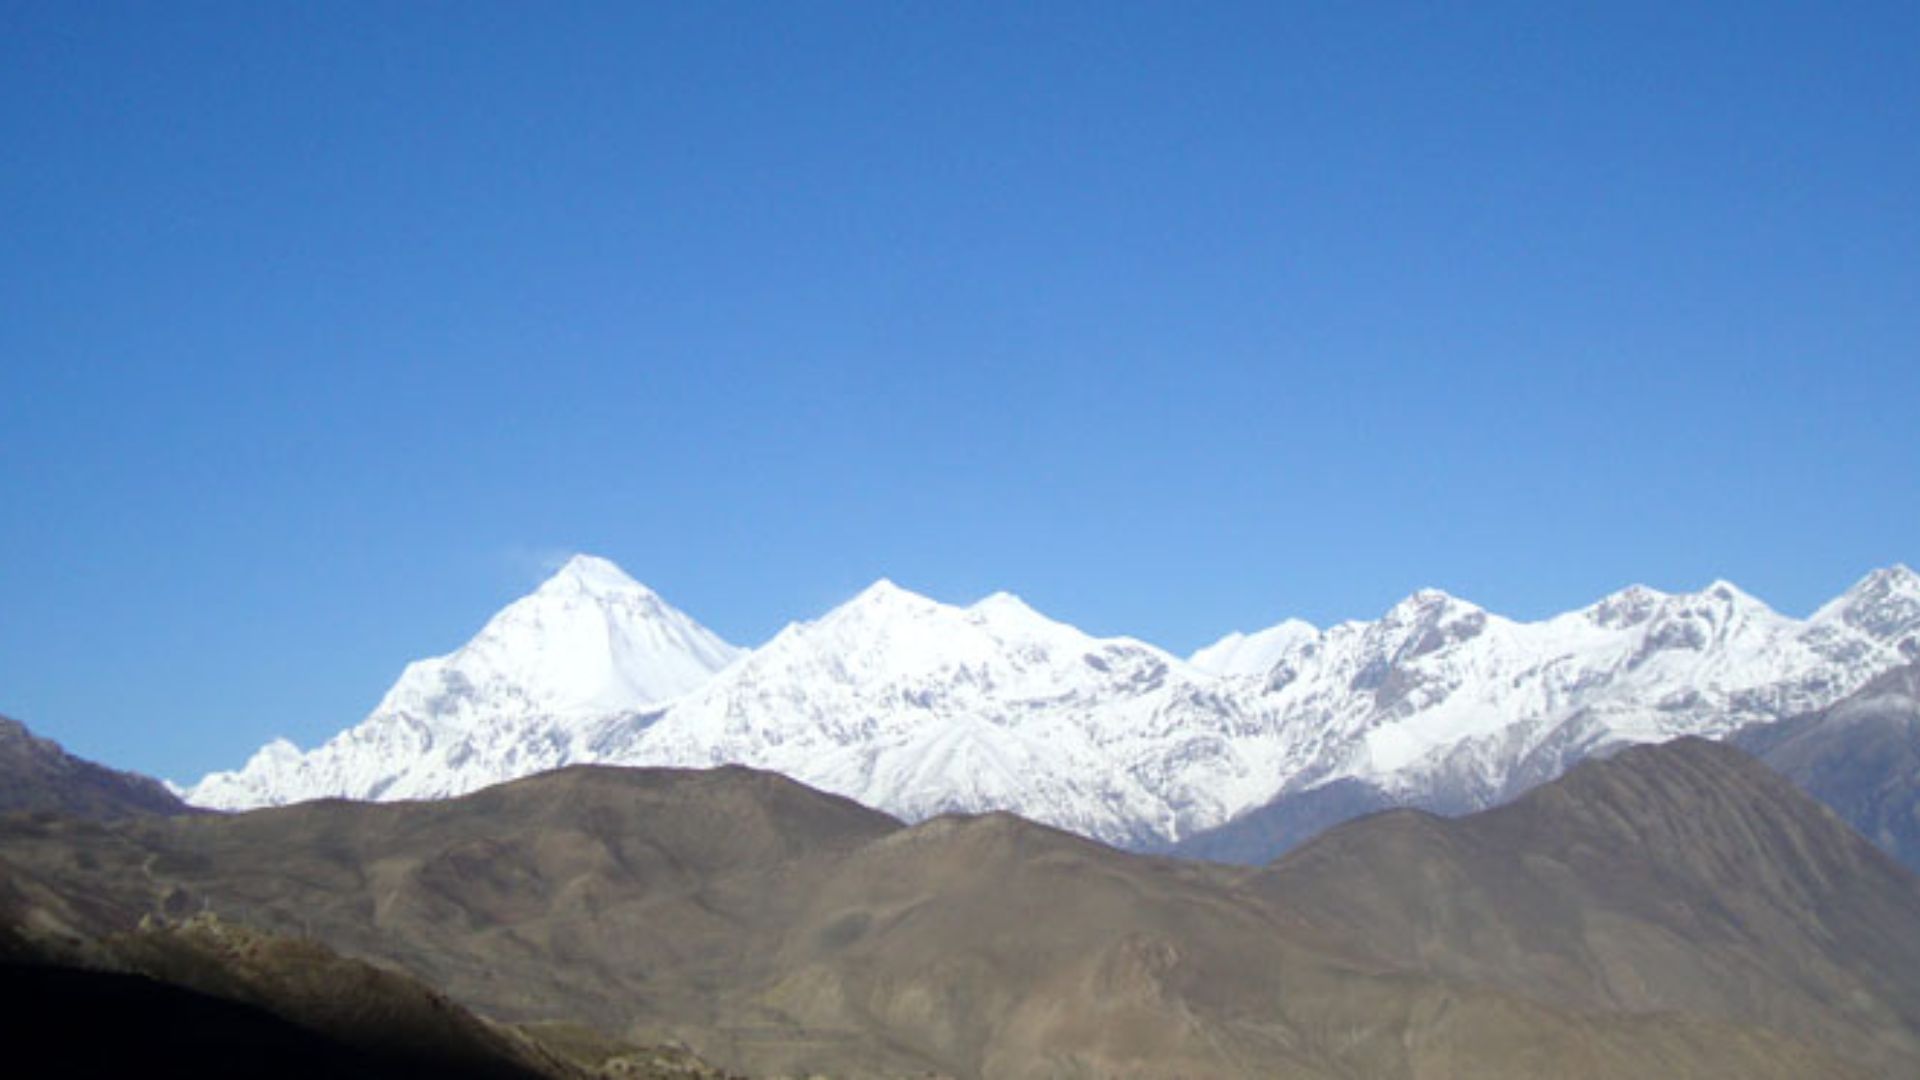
[188, 555, 1920, 848]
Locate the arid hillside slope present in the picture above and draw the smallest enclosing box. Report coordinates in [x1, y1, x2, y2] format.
[3, 725, 1916, 1077]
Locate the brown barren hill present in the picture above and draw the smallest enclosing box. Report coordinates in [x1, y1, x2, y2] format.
[2, 718, 1917, 1077]
[0, 713, 191, 819]
[1254, 736, 1920, 1074]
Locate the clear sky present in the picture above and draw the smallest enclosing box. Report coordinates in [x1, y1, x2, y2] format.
[2, 2, 1915, 782]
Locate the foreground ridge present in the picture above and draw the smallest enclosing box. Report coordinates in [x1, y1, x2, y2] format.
[10, 733, 1920, 1077]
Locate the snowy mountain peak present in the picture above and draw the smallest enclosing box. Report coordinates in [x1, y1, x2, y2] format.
[1586, 584, 1669, 628]
[1383, 587, 1477, 620]
[1701, 578, 1767, 609]
[1828, 563, 1920, 608]
[370, 556, 739, 719]
[798, 579, 953, 639]
[191, 563, 1919, 851]
[970, 589, 1030, 614]
[1190, 619, 1318, 678]
[1373, 588, 1489, 653]
[186, 556, 742, 809]
[966, 590, 1063, 633]
[585, 577, 1219, 845]
[843, 577, 933, 611]
[1604, 580, 1785, 662]
[248, 737, 302, 770]
[539, 553, 655, 598]
[1817, 564, 1920, 652]
[759, 580, 1107, 683]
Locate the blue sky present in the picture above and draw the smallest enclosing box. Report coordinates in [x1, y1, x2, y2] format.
[2, 2, 1915, 781]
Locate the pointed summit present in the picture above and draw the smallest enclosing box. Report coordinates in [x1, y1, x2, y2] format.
[970, 589, 1033, 613]
[757, 578, 955, 660]
[1701, 578, 1767, 607]
[1378, 587, 1484, 628]
[423, 558, 740, 715]
[1585, 584, 1669, 629]
[1838, 564, 1920, 603]
[1816, 564, 1920, 648]
[835, 577, 942, 617]
[961, 590, 1112, 651]
[1674, 579, 1779, 627]
[187, 559, 743, 810]
[1371, 587, 1491, 662]
[967, 590, 1051, 627]
[1190, 619, 1318, 678]
[540, 553, 654, 597]
[856, 576, 910, 600]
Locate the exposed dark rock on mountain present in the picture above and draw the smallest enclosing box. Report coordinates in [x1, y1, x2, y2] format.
[0, 713, 189, 819]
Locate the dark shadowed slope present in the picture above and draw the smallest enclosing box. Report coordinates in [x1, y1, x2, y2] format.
[3, 744, 1917, 1077]
[1737, 660, 1920, 873]
[0, 713, 189, 819]
[0, 964, 530, 1080]
[0, 913, 733, 1079]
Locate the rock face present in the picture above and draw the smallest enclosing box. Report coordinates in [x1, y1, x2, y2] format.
[190, 557, 1920, 852]
[8, 738, 1920, 1077]
[0, 713, 189, 820]
[1736, 660, 1920, 874]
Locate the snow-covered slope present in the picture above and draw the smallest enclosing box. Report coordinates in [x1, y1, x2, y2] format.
[1189, 620, 1318, 678]
[1238, 576, 1914, 814]
[584, 580, 1265, 844]
[187, 556, 742, 808]
[189, 557, 1920, 849]
[1812, 565, 1920, 659]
